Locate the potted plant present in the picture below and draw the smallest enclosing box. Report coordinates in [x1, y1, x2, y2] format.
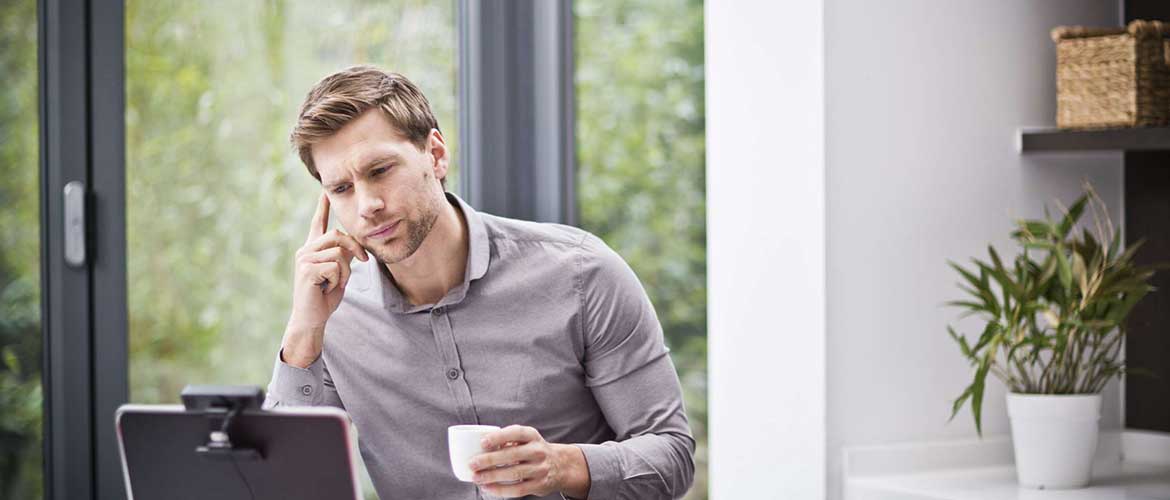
[946, 183, 1157, 489]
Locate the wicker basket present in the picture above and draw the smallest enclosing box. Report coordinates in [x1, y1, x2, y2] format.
[1052, 20, 1170, 129]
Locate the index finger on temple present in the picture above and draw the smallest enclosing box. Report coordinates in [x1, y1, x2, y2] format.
[308, 191, 330, 242]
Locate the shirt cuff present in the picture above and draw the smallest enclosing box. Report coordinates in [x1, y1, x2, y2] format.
[267, 348, 326, 406]
[574, 443, 622, 500]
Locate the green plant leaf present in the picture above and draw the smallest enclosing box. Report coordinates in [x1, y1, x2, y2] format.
[984, 246, 1020, 301]
[971, 353, 992, 437]
[949, 261, 982, 290]
[948, 326, 975, 360]
[972, 321, 1000, 353]
[1022, 241, 1056, 251]
[1057, 195, 1088, 239]
[951, 261, 999, 317]
[1055, 249, 1073, 291]
[1019, 220, 1053, 240]
[1125, 367, 1161, 380]
[1037, 256, 1057, 289]
[946, 300, 990, 315]
[1117, 239, 1147, 267]
[1072, 252, 1088, 297]
[1108, 228, 1122, 260]
[1104, 289, 1149, 324]
[948, 385, 974, 422]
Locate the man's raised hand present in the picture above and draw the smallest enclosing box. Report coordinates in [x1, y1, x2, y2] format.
[280, 192, 369, 368]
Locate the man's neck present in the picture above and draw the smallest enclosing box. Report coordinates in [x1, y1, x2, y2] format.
[385, 196, 469, 306]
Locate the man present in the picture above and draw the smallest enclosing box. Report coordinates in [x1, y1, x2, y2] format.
[265, 65, 694, 500]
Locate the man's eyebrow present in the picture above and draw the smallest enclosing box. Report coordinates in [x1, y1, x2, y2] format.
[322, 174, 350, 190]
[322, 153, 405, 189]
[359, 152, 404, 170]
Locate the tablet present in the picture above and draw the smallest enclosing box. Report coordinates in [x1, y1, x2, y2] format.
[116, 404, 362, 500]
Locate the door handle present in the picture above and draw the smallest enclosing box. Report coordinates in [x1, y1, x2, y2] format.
[63, 180, 86, 267]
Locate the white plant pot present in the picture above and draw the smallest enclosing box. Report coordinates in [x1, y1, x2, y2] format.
[1006, 393, 1101, 489]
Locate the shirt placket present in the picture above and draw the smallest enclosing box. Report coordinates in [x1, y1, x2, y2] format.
[429, 305, 479, 424]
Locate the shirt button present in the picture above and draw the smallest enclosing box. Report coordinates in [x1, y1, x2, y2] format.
[300, 385, 313, 396]
[446, 368, 461, 380]
[432, 307, 444, 316]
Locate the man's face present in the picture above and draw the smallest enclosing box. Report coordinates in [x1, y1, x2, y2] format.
[312, 108, 449, 265]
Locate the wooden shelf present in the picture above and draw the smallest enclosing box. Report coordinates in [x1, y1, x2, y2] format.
[1019, 126, 1170, 152]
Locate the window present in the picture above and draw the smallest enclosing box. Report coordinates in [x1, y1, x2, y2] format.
[0, 0, 43, 497]
[124, 2, 457, 497]
[574, 1, 707, 498]
[26, 2, 704, 497]
[124, 0, 457, 402]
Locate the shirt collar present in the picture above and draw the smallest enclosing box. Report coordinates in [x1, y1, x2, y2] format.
[456, 191, 491, 283]
[365, 192, 490, 313]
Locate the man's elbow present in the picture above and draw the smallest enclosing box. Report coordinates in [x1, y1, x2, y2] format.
[667, 431, 697, 499]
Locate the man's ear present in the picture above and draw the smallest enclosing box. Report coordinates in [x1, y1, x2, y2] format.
[428, 128, 449, 185]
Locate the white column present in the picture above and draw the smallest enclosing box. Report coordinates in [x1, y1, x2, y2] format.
[707, 0, 827, 498]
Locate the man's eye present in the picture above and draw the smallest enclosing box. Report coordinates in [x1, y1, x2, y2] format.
[332, 185, 350, 194]
[372, 166, 390, 176]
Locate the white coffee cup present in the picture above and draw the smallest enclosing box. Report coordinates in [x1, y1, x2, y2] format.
[448, 424, 500, 482]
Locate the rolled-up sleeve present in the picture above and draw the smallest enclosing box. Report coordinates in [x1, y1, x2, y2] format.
[262, 349, 345, 410]
[574, 235, 696, 500]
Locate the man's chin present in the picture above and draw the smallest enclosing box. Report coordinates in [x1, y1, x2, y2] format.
[367, 241, 414, 265]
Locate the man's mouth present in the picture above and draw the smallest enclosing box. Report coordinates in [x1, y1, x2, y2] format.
[366, 221, 400, 240]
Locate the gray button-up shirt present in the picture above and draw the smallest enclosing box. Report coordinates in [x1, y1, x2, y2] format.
[265, 193, 695, 499]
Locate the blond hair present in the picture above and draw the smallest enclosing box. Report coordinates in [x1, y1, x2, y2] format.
[291, 65, 442, 186]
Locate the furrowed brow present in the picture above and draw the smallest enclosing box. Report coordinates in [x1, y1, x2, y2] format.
[322, 178, 347, 190]
[360, 152, 404, 170]
[322, 152, 404, 189]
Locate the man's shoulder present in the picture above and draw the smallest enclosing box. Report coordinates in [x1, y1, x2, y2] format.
[478, 213, 627, 273]
[479, 212, 594, 249]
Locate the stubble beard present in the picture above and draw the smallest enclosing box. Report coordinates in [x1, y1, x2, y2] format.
[370, 197, 441, 265]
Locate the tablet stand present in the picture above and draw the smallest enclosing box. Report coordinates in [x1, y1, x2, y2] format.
[182, 385, 265, 462]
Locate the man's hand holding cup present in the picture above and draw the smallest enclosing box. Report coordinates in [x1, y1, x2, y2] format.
[451, 424, 590, 499]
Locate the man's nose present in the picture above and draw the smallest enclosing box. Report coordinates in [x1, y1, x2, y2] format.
[357, 186, 385, 219]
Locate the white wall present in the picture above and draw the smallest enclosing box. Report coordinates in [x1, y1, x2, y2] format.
[707, 0, 826, 499]
[825, 1, 1122, 500]
[709, 0, 1126, 498]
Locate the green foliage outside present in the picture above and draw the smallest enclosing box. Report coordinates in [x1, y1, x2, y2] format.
[124, 0, 459, 405]
[575, 1, 707, 497]
[0, 0, 44, 497]
[124, 2, 456, 496]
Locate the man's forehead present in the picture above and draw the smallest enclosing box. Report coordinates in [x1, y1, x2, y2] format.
[313, 109, 416, 182]
[318, 147, 406, 184]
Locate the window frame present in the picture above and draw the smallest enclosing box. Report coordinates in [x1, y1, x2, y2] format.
[39, 0, 128, 498]
[457, 0, 577, 224]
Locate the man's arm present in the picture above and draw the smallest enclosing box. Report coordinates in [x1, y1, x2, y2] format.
[468, 234, 695, 499]
[572, 356, 694, 499]
[262, 347, 344, 409]
[569, 234, 696, 499]
[471, 356, 693, 500]
[263, 191, 363, 409]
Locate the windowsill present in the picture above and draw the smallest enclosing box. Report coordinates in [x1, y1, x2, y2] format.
[844, 430, 1170, 500]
